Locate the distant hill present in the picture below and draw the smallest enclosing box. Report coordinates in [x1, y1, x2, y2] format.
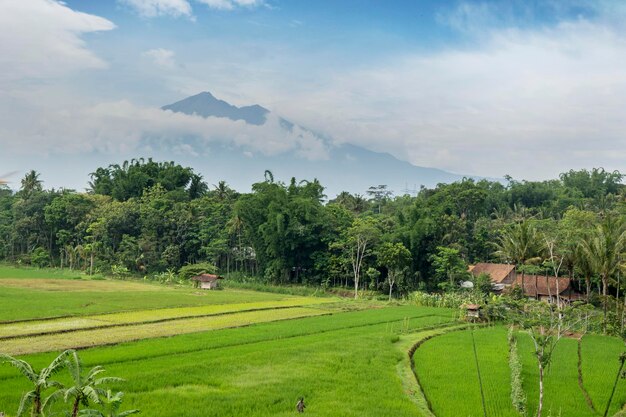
[158, 92, 470, 197]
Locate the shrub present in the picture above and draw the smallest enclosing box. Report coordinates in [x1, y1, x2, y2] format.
[30, 248, 50, 268]
[412, 291, 483, 309]
[178, 262, 217, 280]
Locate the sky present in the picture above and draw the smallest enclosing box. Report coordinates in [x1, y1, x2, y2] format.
[2, 0, 626, 189]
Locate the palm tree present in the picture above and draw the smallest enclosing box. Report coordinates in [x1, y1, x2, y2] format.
[494, 220, 543, 296]
[79, 390, 139, 417]
[575, 243, 595, 302]
[212, 181, 233, 201]
[20, 170, 43, 198]
[0, 350, 72, 417]
[582, 216, 626, 332]
[63, 351, 124, 417]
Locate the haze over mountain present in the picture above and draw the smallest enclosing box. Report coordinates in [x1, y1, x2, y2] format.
[159, 92, 467, 197]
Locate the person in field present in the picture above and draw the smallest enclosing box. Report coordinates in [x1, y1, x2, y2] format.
[296, 397, 305, 413]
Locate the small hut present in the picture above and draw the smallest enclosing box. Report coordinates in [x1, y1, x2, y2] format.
[191, 274, 223, 290]
[464, 304, 481, 321]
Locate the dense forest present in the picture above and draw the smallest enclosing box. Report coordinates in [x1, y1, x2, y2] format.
[1, 159, 625, 299]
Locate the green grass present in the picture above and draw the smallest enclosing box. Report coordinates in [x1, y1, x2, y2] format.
[413, 326, 626, 417]
[0, 264, 88, 280]
[0, 264, 313, 322]
[579, 334, 626, 416]
[0, 297, 336, 338]
[0, 306, 456, 417]
[414, 326, 520, 417]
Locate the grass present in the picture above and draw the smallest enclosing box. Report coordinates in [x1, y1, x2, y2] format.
[414, 326, 520, 417]
[0, 306, 457, 417]
[0, 297, 336, 338]
[0, 263, 318, 322]
[413, 326, 626, 417]
[579, 334, 626, 416]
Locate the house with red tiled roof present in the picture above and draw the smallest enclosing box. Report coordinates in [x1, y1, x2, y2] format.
[512, 275, 583, 304]
[469, 263, 516, 285]
[469, 262, 584, 305]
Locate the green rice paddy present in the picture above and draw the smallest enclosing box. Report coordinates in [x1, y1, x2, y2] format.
[1, 265, 624, 417]
[414, 326, 626, 417]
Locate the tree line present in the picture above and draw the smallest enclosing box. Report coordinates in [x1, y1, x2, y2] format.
[1, 159, 626, 301]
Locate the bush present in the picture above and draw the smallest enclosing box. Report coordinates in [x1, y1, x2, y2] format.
[178, 262, 217, 280]
[412, 291, 483, 309]
[30, 247, 50, 268]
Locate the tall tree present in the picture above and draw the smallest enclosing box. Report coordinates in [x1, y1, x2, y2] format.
[345, 217, 380, 298]
[495, 220, 543, 296]
[582, 215, 626, 332]
[378, 242, 411, 300]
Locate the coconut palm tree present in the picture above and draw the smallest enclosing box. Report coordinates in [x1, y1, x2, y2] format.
[494, 219, 543, 296]
[79, 390, 139, 417]
[0, 350, 72, 417]
[63, 351, 124, 417]
[20, 170, 43, 198]
[582, 216, 626, 332]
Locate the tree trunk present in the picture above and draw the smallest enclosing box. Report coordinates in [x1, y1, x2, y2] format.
[538, 362, 544, 417]
[603, 275, 608, 334]
[71, 397, 80, 417]
[90, 252, 94, 276]
[521, 270, 526, 297]
[32, 393, 41, 417]
[585, 275, 591, 302]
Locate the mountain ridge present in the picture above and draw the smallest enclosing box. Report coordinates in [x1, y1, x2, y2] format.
[160, 91, 471, 196]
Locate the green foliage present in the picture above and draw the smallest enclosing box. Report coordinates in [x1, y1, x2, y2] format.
[429, 246, 468, 288]
[30, 248, 51, 268]
[3, 160, 626, 302]
[508, 327, 527, 414]
[177, 262, 217, 280]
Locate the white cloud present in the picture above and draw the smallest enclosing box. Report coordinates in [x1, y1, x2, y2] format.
[196, 0, 266, 11]
[0, 96, 329, 161]
[117, 0, 265, 17]
[143, 48, 176, 69]
[0, 0, 115, 82]
[118, 0, 193, 18]
[273, 15, 626, 180]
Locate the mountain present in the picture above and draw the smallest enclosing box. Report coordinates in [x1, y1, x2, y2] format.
[159, 92, 469, 197]
[162, 92, 269, 125]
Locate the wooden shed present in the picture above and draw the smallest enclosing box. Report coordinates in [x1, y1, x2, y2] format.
[191, 274, 223, 290]
[464, 304, 481, 321]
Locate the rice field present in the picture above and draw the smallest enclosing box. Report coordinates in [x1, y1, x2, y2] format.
[413, 326, 626, 417]
[0, 297, 335, 339]
[0, 266, 309, 322]
[3, 265, 623, 417]
[0, 306, 457, 417]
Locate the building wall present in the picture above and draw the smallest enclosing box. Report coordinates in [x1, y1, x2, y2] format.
[200, 281, 218, 290]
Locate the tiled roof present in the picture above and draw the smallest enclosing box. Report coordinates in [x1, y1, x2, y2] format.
[470, 263, 516, 283]
[513, 275, 581, 299]
[191, 273, 223, 282]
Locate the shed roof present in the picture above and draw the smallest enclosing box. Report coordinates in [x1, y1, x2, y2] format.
[470, 263, 515, 283]
[191, 274, 223, 282]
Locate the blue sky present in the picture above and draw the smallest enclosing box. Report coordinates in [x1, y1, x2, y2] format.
[1, 0, 626, 190]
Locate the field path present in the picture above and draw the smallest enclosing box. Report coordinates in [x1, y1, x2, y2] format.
[395, 323, 472, 417]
